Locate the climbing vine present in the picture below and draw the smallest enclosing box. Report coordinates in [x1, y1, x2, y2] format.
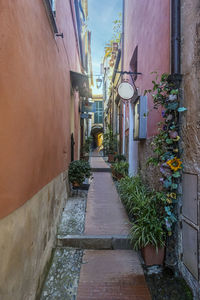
[104, 13, 122, 59]
[145, 73, 186, 236]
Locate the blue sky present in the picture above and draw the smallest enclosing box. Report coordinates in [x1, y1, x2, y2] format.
[88, 0, 122, 93]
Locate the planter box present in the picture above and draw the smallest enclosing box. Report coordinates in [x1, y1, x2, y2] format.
[141, 245, 165, 266]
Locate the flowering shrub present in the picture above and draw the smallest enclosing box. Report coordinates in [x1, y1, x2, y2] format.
[145, 73, 186, 235]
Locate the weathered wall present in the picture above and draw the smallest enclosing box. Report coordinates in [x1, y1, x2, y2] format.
[0, 0, 81, 218]
[179, 0, 200, 298]
[0, 172, 68, 300]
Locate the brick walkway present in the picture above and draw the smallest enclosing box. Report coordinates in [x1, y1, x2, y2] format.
[84, 171, 130, 235]
[77, 154, 151, 300]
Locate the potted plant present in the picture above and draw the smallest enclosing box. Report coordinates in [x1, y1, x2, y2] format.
[103, 126, 117, 162]
[68, 160, 91, 187]
[130, 190, 166, 266]
[114, 154, 126, 162]
[111, 161, 129, 180]
[118, 176, 166, 266]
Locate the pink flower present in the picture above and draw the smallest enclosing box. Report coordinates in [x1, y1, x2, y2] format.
[169, 131, 178, 139]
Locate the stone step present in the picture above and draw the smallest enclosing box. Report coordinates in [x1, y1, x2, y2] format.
[91, 167, 111, 172]
[57, 234, 132, 250]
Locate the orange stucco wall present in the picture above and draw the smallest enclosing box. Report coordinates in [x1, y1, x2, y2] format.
[0, 0, 81, 218]
[124, 0, 170, 137]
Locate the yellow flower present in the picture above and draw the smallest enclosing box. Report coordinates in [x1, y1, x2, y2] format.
[167, 157, 182, 171]
[170, 193, 177, 199]
[167, 193, 176, 199]
[166, 198, 172, 204]
[173, 148, 179, 153]
[172, 136, 180, 142]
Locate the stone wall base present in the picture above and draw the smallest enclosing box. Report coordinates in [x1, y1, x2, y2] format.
[0, 171, 69, 300]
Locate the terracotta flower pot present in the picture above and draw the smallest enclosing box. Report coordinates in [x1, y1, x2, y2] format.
[108, 154, 115, 162]
[72, 182, 81, 187]
[141, 245, 165, 266]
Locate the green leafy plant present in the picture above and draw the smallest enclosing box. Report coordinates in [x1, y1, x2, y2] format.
[82, 136, 93, 154]
[114, 154, 126, 162]
[111, 161, 129, 180]
[118, 176, 166, 250]
[68, 160, 91, 185]
[130, 197, 166, 250]
[103, 126, 117, 155]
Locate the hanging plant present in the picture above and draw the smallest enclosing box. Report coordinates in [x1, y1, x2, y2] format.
[145, 72, 186, 235]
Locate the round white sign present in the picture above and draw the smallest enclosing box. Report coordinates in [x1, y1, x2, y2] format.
[118, 82, 134, 100]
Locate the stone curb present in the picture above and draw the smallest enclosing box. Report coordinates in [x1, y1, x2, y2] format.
[57, 234, 132, 250]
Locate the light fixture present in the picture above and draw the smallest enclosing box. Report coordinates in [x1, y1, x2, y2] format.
[96, 77, 102, 89]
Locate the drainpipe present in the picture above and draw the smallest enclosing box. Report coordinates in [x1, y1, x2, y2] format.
[171, 0, 181, 77]
[122, 0, 125, 155]
[167, 0, 182, 271]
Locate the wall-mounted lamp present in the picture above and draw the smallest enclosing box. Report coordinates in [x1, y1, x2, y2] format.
[96, 77, 102, 89]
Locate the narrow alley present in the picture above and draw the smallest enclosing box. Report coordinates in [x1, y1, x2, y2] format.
[40, 153, 151, 299]
[0, 0, 199, 299]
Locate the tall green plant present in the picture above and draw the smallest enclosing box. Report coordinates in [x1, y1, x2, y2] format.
[112, 161, 129, 180]
[118, 176, 166, 250]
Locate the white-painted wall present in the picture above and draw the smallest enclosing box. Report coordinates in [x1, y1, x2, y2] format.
[128, 102, 138, 176]
[122, 103, 126, 155]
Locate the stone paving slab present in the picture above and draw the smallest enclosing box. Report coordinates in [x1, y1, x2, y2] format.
[90, 156, 110, 169]
[77, 250, 151, 300]
[84, 171, 131, 235]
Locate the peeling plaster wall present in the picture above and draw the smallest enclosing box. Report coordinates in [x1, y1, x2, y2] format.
[179, 0, 200, 298]
[0, 172, 68, 300]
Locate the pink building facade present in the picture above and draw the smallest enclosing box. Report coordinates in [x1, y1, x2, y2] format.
[0, 1, 89, 299]
[122, 0, 200, 297]
[123, 0, 170, 171]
